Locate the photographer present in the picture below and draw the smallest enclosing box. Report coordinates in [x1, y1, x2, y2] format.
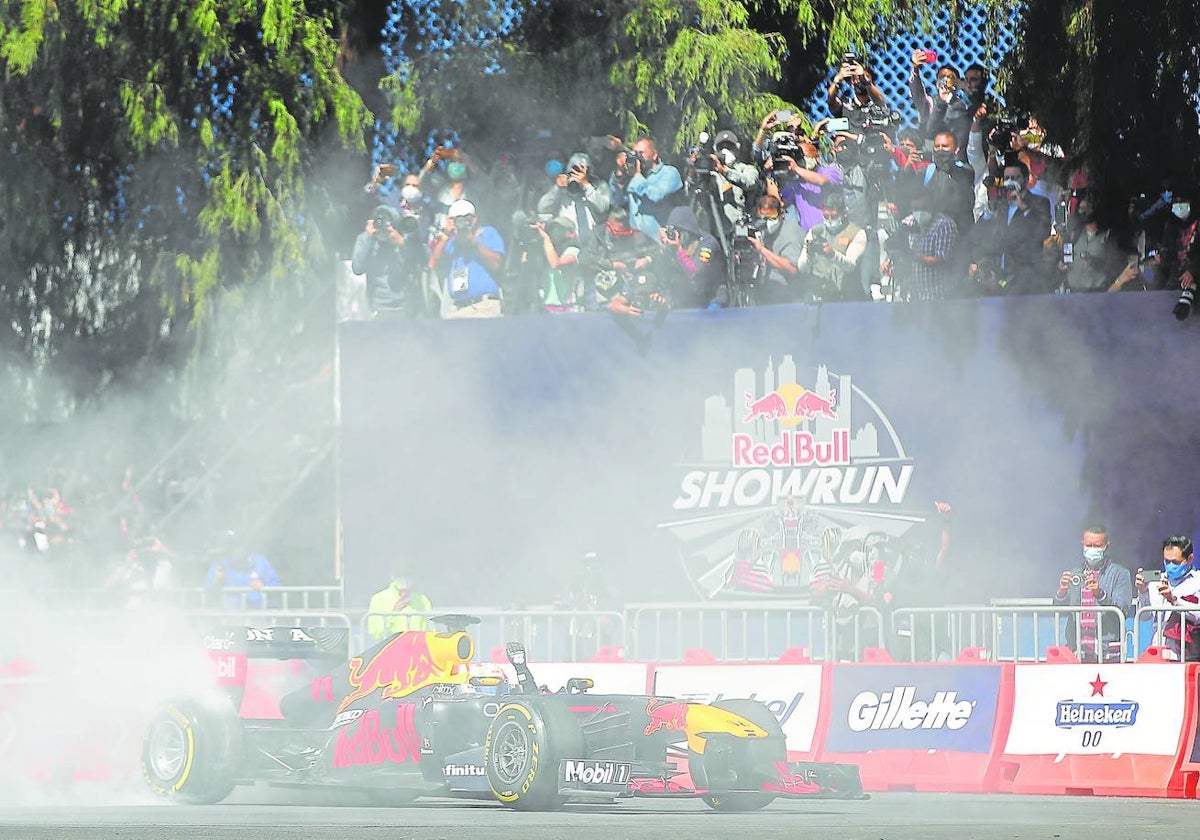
[1052, 523, 1133, 662]
[969, 160, 1053, 295]
[687, 130, 761, 232]
[578, 206, 663, 315]
[743, 194, 804, 304]
[531, 216, 584, 312]
[658, 205, 725, 310]
[797, 191, 868, 302]
[887, 187, 958, 301]
[536, 152, 610, 244]
[825, 53, 887, 131]
[428, 199, 506, 318]
[609, 136, 683, 239]
[1135, 536, 1200, 661]
[769, 130, 839, 232]
[350, 205, 426, 318]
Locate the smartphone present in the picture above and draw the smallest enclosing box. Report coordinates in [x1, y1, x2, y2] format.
[826, 117, 850, 133]
[775, 109, 794, 123]
[378, 164, 398, 176]
[922, 49, 938, 64]
[1144, 569, 1164, 583]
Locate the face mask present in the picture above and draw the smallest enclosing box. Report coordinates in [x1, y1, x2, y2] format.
[1082, 546, 1107, 568]
[1165, 561, 1190, 585]
[719, 148, 737, 167]
[1172, 203, 1191, 220]
[401, 185, 422, 203]
[446, 161, 467, 181]
[932, 150, 954, 170]
[763, 218, 782, 235]
[638, 154, 656, 170]
[824, 214, 847, 233]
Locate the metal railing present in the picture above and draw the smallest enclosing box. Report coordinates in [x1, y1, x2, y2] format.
[359, 609, 625, 664]
[890, 605, 1132, 663]
[1133, 604, 1200, 662]
[0, 585, 343, 612]
[626, 602, 885, 662]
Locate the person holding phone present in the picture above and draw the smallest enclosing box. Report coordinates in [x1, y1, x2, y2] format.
[908, 48, 961, 138]
[1135, 536, 1200, 661]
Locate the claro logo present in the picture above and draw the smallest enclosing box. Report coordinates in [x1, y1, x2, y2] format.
[847, 687, 975, 732]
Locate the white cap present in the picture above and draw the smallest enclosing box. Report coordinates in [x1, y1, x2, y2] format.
[448, 199, 476, 218]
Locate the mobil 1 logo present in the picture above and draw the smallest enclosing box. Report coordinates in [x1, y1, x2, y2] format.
[561, 759, 632, 787]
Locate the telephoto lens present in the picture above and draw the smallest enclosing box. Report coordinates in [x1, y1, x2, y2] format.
[1174, 286, 1195, 321]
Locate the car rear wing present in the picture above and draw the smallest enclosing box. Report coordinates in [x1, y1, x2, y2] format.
[203, 626, 350, 661]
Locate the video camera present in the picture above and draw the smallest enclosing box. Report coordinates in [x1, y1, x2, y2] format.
[988, 111, 1028, 154]
[764, 131, 803, 174]
[858, 105, 901, 159]
[690, 132, 716, 174]
[731, 211, 765, 252]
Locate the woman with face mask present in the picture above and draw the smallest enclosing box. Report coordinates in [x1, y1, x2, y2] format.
[1135, 536, 1200, 661]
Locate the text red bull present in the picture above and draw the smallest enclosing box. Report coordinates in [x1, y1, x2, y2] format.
[732, 429, 850, 467]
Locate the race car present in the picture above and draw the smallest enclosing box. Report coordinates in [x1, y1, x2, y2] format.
[141, 616, 864, 810]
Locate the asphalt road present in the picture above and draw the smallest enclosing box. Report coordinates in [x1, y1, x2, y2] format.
[0, 791, 1197, 840]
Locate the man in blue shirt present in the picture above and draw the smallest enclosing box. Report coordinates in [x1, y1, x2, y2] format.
[612, 137, 683, 240]
[429, 199, 506, 318]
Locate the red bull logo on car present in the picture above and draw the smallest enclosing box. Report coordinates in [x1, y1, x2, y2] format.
[337, 631, 471, 713]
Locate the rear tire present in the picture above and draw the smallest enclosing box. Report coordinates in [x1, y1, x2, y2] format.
[142, 698, 241, 804]
[483, 700, 581, 811]
[696, 698, 780, 813]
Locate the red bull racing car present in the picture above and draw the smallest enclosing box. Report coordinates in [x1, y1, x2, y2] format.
[142, 616, 864, 810]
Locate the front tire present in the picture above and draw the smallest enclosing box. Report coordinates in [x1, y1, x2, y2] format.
[696, 698, 780, 813]
[142, 698, 240, 804]
[483, 700, 580, 811]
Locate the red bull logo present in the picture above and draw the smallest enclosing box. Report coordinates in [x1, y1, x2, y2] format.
[332, 705, 421, 769]
[733, 428, 850, 468]
[337, 632, 469, 714]
[644, 699, 690, 736]
[742, 384, 837, 426]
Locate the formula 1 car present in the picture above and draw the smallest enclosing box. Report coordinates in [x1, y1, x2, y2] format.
[141, 616, 864, 810]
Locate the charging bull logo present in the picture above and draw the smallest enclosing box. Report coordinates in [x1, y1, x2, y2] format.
[337, 632, 471, 714]
[644, 699, 690, 736]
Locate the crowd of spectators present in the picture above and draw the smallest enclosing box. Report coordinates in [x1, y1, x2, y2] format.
[1, 463, 280, 608]
[349, 49, 1199, 320]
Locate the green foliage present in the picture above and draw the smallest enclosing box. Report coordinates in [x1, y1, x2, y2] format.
[0, 0, 369, 416]
[1004, 0, 1200, 214]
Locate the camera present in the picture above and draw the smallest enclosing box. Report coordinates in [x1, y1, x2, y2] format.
[764, 131, 801, 173]
[690, 132, 716, 174]
[371, 207, 400, 242]
[1175, 286, 1195, 321]
[732, 212, 765, 250]
[988, 111, 1026, 154]
[1068, 573, 1083, 587]
[396, 212, 420, 237]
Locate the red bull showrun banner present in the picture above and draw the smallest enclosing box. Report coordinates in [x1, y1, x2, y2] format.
[338, 292, 1200, 609]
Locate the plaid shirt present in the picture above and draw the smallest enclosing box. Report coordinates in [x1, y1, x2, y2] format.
[902, 214, 958, 301]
